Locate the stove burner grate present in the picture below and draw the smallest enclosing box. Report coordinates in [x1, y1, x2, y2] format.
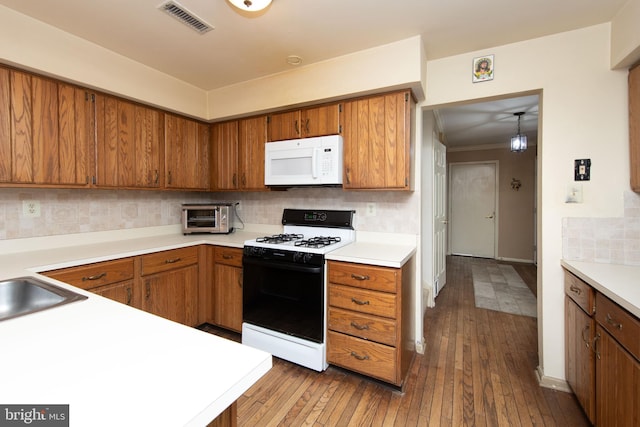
[256, 233, 304, 244]
[294, 236, 342, 248]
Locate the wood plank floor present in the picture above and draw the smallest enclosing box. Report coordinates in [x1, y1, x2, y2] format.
[201, 255, 590, 426]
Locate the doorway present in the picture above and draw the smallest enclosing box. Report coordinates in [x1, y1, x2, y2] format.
[449, 161, 498, 258]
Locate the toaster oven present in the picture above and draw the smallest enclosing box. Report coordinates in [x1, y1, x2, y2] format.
[181, 203, 234, 234]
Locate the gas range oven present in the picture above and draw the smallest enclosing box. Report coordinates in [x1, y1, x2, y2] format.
[241, 209, 355, 371]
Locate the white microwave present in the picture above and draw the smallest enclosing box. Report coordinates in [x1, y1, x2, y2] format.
[264, 135, 343, 186]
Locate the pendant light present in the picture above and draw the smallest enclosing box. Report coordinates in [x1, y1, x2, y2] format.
[510, 112, 528, 152]
[228, 0, 272, 12]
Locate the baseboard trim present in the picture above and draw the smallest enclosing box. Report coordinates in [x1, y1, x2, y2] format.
[497, 256, 535, 264]
[535, 365, 571, 392]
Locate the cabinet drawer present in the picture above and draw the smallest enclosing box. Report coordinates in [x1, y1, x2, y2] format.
[595, 293, 640, 360]
[141, 246, 198, 276]
[564, 271, 595, 315]
[328, 261, 397, 293]
[329, 284, 396, 318]
[45, 258, 134, 290]
[328, 307, 397, 346]
[214, 247, 243, 267]
[327, 330, 397, 384]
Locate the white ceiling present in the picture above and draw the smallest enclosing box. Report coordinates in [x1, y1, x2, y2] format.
[0, 0, 628, 91]
[0, 0, 624, 148]
[435, 95, 539, 149]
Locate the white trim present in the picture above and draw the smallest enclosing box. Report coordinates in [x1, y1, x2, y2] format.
[535, 366, 571, 393]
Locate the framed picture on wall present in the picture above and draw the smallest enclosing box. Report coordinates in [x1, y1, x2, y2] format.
[472, 55, 494, 83]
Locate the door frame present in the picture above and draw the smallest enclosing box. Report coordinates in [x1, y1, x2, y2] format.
[447, 160, 499, 259]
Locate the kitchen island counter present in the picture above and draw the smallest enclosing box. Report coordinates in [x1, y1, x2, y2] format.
[0, 225, 273, 427]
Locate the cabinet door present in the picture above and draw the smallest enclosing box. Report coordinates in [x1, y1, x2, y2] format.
[342, 90, 411, 189]
[595, 324, 640, 427]
[0, 67, 9, 182]
[211, 120, 239, 190]
[143, 264, 198, 326]
[95, 95, 162, 188]
[2, 69, 92, 186]
[267, 110, 300, 142]
[165, 113, 209, 190]
[301, 104, 341, 138]
[630, 63, 640, 192]
[565, 297, 595, 424]
[214, 263, 243, 332]
[239, 115, 267, 190]
[93, 280, 137, 308]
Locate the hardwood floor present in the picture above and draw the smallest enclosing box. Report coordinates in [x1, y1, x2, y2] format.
[201, 255, 590, 426]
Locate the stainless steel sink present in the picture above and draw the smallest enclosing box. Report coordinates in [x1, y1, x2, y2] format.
[0, 277, 88, 321]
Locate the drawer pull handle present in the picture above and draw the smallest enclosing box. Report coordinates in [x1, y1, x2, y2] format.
[126, 287, 132, 305]
[605, 313, 623, 330]
[581, 325, 590, 348]
[222, 254, 234, 260]
[351, 274, 370, 281]
[350, 321, 370, 331]
[165, 257, 181, 264]
[83, 272, 107, 281]
[593, 332, 601, 359]
[569, 285, 582, 295]
[351, 297, 370, 306]
[350, 351, 369, 361]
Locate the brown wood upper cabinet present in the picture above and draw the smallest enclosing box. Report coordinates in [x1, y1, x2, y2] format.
[211, 116, 268, 191]
[94, 94, 163, 189]
[0, 66, 92, 186]
[164, 113, 210, 190]
[267, 103, 341, 142]
[629, 63, 640, 192]
[342, 90, 413, 190]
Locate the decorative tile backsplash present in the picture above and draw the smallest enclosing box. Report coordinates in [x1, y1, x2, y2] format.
[563, 191, 640, 265]
[0, 187, 419, 240]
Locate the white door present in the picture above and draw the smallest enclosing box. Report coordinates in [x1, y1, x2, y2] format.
[449, 162, 497, 258]
[433, 137, 447, 295]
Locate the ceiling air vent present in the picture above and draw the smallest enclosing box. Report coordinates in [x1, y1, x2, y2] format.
[158, 0, 214, 34]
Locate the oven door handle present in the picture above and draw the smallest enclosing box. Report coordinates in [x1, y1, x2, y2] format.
[243, 256, 323, 274]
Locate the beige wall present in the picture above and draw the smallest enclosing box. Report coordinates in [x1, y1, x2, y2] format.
[425, 23, 629, 385]
[447, 147, 536, 262]
[611, 0, 640, 68]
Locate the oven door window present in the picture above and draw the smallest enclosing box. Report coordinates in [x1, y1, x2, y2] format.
[186, 209, 217, 228]
[243, 256, 324, 343]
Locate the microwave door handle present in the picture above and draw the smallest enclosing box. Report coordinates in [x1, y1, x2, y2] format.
[312, 148, 320, 179]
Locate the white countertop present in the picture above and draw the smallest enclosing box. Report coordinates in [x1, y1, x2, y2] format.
[327, 241, 416, 268]
[0, 225, 417, 426]
[561, 259, 640, 318]
[0, 227, 272, 427]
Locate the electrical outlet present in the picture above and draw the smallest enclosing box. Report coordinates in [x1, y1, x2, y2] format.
[23, 200, 41, 218]
[366, 202, 377, 217]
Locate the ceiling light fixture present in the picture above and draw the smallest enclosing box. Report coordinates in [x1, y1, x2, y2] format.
[510, 112, 528, 153]
[228, 0, 272, 12]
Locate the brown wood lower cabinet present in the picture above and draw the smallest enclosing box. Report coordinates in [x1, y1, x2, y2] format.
[564, 269, 640, 425]
[44, 257, 138, 308]
[327, 260, 413, 387]
[212, 246, 243, 332]
[44, 246, 201, 327]
[140, 247, 199, 327]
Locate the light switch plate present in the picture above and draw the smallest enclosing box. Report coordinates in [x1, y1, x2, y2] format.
[574, 159, 591, 181]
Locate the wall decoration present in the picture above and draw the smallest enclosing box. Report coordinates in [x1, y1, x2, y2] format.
[473, 55, 494, 83]
[511, 178, 522, 191]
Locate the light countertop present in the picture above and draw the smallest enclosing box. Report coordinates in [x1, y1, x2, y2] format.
[561, 259, 640, 318]
[327, 241, 416, 268]
[0, 226, 417, 426]
[0, 227, 272, 427]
